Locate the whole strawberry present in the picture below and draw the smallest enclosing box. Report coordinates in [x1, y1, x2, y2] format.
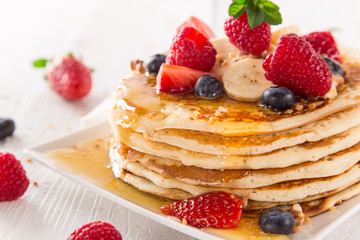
[224, 0, 282, 55]
[303, 31, 342, 63]
[67, 221, 122, 240]
[166, 26, 217, 72]
[0, 152, 29, 202]
[263, 33, 332, 97]
[161, 191, 243, 229]
[33, 54, 92, 100]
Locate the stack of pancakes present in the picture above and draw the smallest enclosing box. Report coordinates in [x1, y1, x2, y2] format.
[108, 51, 360, 219]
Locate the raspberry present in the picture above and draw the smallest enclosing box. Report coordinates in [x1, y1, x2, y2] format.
[263, 33, 332, 97]
[224, 14, 271, 55]
[166, 26, 217, 72]
[46, 54, 92, 100]
[161, 191, 243, 229]
[303, 31, 342, 63]
[0, 152, 29, 202]
[67, 221, 122, 240]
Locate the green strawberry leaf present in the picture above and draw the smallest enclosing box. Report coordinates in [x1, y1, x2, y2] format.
[33, 59, 48, 68]
[247, 1, 265, 28]
[262, 1, 279, 12]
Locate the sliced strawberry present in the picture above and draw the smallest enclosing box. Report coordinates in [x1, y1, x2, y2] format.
[161, 191, 243, 229]
[178, 16, 215, 39]
[156, 63, 220, 95]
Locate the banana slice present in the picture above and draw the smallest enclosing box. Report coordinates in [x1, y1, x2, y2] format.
[223, 58, 275, 102]
[268, 25, 300, 53]
[210, 37, 245, 77]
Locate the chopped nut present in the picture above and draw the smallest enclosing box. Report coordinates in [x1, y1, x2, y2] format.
[191, 111, 202, 120]
[216, 55, 223, 62]
[33, 181, 38, 186]
[289, 204, 306, 231]
[221, 59, 229, 67]
[305, 217, 311, 225]
[307, 103, 316, 110]
[284, 109, 293, 114]
[130, 60, 146, 74]
[182, 218, 188, 225]
[26, 158, 32, 163]
[294, 103, 304, 111]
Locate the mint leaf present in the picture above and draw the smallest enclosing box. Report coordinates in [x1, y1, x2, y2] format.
[33, 59, 48, 68]
[247, 1, 265, 28]
[229, 0, 248, 19]
[264, 10, 282, 25]
[263, 1, 279, 12]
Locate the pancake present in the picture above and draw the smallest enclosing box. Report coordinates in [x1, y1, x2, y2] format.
[109, 60, 360, 137]
[112, 123, 360, 169]
[140, 106, 360, 155]
[112, 141, 360, 188]
[116, 156, 360, 202]
[117, 170, 360, 218]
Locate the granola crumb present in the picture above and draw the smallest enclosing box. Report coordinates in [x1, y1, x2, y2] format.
[294, 103, 304, 111]
[26, 158, 32, 163]
[304, 217, 311, 225]
[284, 109, 293, 114]
[182, 218, 188, 225]
[130, 59, 146, 74]
[33, 181, 38, 187]
[191, 111, 202, 120]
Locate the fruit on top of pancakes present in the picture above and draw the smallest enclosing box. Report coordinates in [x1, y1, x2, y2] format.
[263, 33, 332, 97]
[258, 208, 295, 235]
[156, 63, 220, 94]
[194, 75, 223, 99]
[145, 54, 167, 75]
[261, 86, 295, 110]
[161, 191, 243, 228]
[222, 57, 275, 102]
[224, 0, 282, 55]
[322, 57, 344, 77]
[177, 16, 216, 40]
[166, 26, 217, 72]
[303, 31, 342, 63]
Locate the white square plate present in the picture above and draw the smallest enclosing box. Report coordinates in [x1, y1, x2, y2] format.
[24, 122, 360, 240]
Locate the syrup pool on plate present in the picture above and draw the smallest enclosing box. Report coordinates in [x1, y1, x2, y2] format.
[47, 137, 289, 240]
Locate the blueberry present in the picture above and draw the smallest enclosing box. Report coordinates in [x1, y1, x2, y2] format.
[0, 118, 15, 140]
[146, 54, 167, 74]
[258, 208, 295, 235]
[261, 86, 295, 111]
[322, 57, 344, 77]
[194, 75, 223, 99]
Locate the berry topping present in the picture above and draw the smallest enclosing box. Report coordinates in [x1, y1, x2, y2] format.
[194, 75, 223, 99]
[0, 118, 15, 140]
[224, 14, 271, 55]
[263, 33, 332, 97]
[161, 191, 243, 229]
[178, 16, 215, 39]
[157, 63, 220, 95]
[225, 0, 282, 55]
[261, 86, 295, 111]
[67, 221, 122, 240]
[166, 26, 217, 72]
[258, 208, 295, 235]
[322, 57, 344, 77]
[303, 31, 342, 63]
[146, 54, 167, 74]
[34, 54, 92, 100]
[0, 152, 29, 202]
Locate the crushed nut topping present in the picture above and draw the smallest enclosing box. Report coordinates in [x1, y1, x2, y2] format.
[130, 59, 146, 74]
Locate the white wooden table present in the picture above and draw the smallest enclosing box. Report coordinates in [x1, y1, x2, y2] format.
[1, 0, 360, 239]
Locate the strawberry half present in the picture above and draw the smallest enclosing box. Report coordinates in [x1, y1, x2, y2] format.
[156, 63, 220, 95]
[178, 16, 215, 39]
[161, 191, 243, 229]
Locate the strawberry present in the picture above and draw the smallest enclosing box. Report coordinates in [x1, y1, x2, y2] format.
[225, 0, 282, 55]
[161, 191, 243, 229]
[166, 26, 217, 72]
[263, 33, 332, 97]
[0, 152, 29, 202]
[178, 16, 215, 39]
[67, 221, 122, 240]
[33, 54, 92, 100]
[303, 31, 342, 63]
[156, 63, 220, 94]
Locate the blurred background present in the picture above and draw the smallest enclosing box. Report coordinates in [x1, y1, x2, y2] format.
[0, 0, 360, 239]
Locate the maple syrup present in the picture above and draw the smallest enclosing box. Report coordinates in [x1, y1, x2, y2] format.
[47, 137, 289, 240]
